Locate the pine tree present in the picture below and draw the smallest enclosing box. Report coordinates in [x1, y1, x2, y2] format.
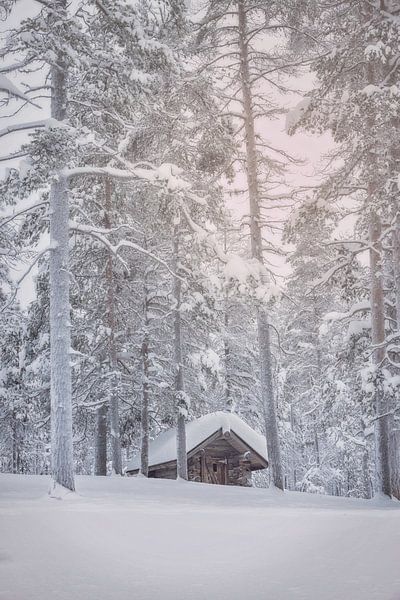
[288, 0, 400, 497]
[0, 0, 193, 487]
[196, 0, 309, 488]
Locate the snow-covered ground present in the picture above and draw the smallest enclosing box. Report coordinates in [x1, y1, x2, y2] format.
[1, 475, 399, 600]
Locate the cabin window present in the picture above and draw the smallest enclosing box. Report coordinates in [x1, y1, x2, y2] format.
[213, 463, 218, 473]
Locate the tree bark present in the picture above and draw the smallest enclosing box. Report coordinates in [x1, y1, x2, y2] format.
[393, 213, 400, 327]
[223, 307, 233, 411]
[11, 412, 20, 474]
[223, 217, 233, 411]
[95, 402, 107, 476]
[391, 430, 400, 499]
[237, 0, 283, 489]
[369, 211, 391, 496]
[49, 0, 75, 492]
[390, 213, 400, 498]
[140, 336, 150, 476]
[362, 447, 372, 499]
[173, 231, 188, 480]
[104, 178, 122, 475]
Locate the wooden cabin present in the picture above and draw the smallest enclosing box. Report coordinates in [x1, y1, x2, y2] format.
[126, 411, 268, 486]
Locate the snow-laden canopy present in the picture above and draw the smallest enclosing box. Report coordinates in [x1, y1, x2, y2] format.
[126, 411, 267, 471]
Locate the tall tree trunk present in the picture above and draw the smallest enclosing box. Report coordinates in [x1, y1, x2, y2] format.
[49, 0, 75, 492]
[95, 402, 108, 476]
[391, 430, 400, 499]
[223, 217, 233, 411]
[390, 213, 400, 498]
[223, 307, 233, 411]
[369, 211, 391, 496]
[11, 412, 19, 474]
[237, 0, 283, 489]
[140, 335, 150, 476]
[314, 340, 323, 468]
[362, 447, 372, 499]
[173, 231, 188, 480]
[393, 213, 400, 327]
[104, 178, 122, 475]
[140, 267, 150, 477]
[290, 403, 297, 490]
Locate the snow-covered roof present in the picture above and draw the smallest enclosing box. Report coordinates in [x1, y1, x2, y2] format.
[126, 411, 267, 472]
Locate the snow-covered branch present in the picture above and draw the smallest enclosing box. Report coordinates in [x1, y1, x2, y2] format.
[62, 163, 191, 192]
[0, 74, 41, 108]
[0, 201, 48, 228]
[70, 222, 183, 280]
[0, 120, 47, 140]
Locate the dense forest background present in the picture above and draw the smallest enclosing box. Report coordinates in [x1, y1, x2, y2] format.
[1, 0, 400, 499]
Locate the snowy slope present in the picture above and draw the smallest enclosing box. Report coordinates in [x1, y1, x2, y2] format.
[1, 474, 400, 600]
[126, 411, 268, 471]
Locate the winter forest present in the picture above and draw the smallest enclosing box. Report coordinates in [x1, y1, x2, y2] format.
[2, 0, 400, 500]
[2, 1, 400, 598]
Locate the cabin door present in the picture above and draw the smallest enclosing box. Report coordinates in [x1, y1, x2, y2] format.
[212, 460, 227, 485]
[200, 454, 228, 485]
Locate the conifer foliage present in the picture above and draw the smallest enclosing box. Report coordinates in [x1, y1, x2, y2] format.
[0, 0, 399, 500]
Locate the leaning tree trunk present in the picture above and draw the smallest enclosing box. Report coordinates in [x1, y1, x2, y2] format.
[49, 0, 75, 492]
[95, 402, 108, 476]
[369, 211, 391, 497]
[173, 231, 188, 480]
[237, 0, 283, 489]
[104, 178, 122, 475]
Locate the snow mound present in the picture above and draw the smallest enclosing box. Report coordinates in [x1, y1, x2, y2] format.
[48, 482, 79, 501]
[126, 411, 267, 471]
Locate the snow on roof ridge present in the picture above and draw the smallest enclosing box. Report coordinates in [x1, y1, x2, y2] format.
[126, 411, 267, 472]
[220, 412, 231, 436]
